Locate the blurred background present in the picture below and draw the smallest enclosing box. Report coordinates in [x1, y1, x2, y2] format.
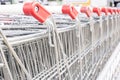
[0, 0, 120, 7]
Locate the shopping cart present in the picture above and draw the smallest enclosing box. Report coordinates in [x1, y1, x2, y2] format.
[0, 2, 84, 80]
[117, 9, 120, 42]
[0, 15, 50, 80]
[111, 8, 118, 48]
[115, 9, 120, 45]
[33, 5, 92, 80]
[0, 1, 120, 80]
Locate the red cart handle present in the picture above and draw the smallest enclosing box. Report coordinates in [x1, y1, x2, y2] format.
[23, 2, 51, 23]
[93, 7, 101, 16]
[107, 8, 113, 14]
[119, 9, 120, 14]
[115, 9, 118, 14]
[116, 9, 118, 14]
[62, 5, 78, 19]
[101, 7, 108, 15]
[80, 7, 91, 17]
[117, 9, 119, 14]
[113, 9, 117, 14]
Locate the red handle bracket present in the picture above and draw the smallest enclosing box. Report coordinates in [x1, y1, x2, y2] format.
[23, 2, 51, 23]
[62, 5, 78, 19]
[107, 8, 113, 14]
[115, 9, 118, 14]
[113, 9, 117, 14]
[101, 7, 108, 15]
[115, 9, 117, 14]
[117, 9, 119, 14]
[93, 7, 101, 16]
[119, 9, 120, 14]
[80, 7, 91, 17]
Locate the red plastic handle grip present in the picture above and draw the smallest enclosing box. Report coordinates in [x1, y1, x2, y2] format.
[115, 9, 119, 14]
[93, 7, 101, 16]
[119, 9, 120, 14]
[117, 9, 119, 14]
[101, 7, 108, 15]
[23, 2, 51, 23]
[62, 5, 78, 19]
[113, 9, 117, 14]
[115, 9, 117, 14]
[80, 7, 91, 17]
[107, 8, 113, 14]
